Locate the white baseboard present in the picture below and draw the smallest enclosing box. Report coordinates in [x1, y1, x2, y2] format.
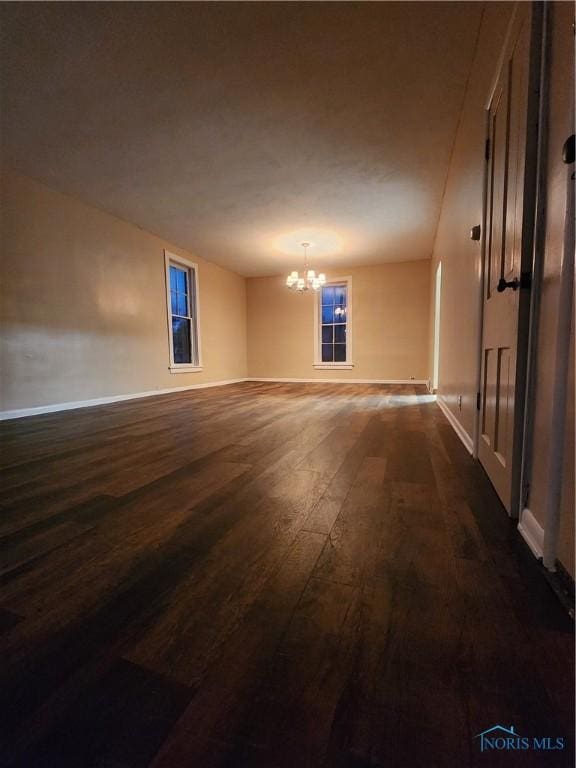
[245, 377, 428, 385]
[0, 378, 246, 421]
[1, 377, 430, 421]
[517, 507, 544, 560]
[436, 395, 474, 454]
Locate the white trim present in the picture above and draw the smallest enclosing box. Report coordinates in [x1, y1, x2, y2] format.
[169, 365, 203, 374]
[313, 364, 353, 370]
[436, 394, 474, 454]
[164, 250, 202, 371]
[246, 377, 428, 385]
[517, 507, 544, 560]
[432, 261, 442, 391]
[474, 107, 491, 461]
[0, 379, 246, 421]
[314, 276, 353, 367]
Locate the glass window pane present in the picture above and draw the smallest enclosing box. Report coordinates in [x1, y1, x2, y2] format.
[321, 344, 334, 363]
[172, 317, 191, 363]
[321, 325, 333, 344]
[334, 324, 346, 343]
[334, 305, 346, 321]
[334, 284, 347, 305]
[334, 344, 347, 362]
[321, 286, 335, 305]
[170, 290, 178, 315]
[176, 268, 188, 294]
[177, 293, 188, 317]
[169, 266, 178, 292]
[322, 305, 334, 324]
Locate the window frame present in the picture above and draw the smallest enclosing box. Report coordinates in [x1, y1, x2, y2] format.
[164, 250, 203, 373]
[313, 275, 353, 369]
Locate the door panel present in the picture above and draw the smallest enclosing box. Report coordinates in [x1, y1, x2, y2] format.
[505, 28, 529, 281]
[495, 346, 511, 462]
[482, 348, 496, 447]
[479, 5, 537, 514]
[487, 81, 509, 298]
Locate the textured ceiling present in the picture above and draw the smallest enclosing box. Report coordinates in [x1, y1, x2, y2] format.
[1, 2, 483, 276]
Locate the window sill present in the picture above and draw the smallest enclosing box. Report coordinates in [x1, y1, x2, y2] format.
[169, 365, 203, 374]
[313, 363, 354, 370]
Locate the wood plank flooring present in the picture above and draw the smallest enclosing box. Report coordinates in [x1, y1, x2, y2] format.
[0, 382, 573, 767]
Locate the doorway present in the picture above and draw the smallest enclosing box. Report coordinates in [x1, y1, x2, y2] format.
[432, 262, 442, 392]
[477, 3, 541, 516]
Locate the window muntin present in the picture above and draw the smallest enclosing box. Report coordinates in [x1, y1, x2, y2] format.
[164, 251, 201, 371]
[318, 280, 351, 365]
[169, 265, 192, 364]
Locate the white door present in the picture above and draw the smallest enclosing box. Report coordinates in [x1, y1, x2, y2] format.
[478, 5, 539, 515]
[433, 262, 442, 392]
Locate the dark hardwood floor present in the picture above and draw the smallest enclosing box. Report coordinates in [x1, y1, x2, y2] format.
[0, 382, 573, 768]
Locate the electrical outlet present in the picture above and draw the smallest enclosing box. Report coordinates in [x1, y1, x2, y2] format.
[457, 394, 462, 410]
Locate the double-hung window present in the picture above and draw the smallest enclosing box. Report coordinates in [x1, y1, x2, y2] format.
[164, 250, 202, 372]
[314, 277, 353, 369]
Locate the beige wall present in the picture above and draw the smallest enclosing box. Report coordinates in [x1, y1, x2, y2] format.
[429, 2, 514, 436]
[247, 260, 430, 381]
[528, 2, 574, 578]
[0, 172, 247, 412]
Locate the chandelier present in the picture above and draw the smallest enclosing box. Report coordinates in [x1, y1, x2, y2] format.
[285, 242, 326, 292]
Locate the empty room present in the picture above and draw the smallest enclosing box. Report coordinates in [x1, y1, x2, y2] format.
[0, 2, 574, 767]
